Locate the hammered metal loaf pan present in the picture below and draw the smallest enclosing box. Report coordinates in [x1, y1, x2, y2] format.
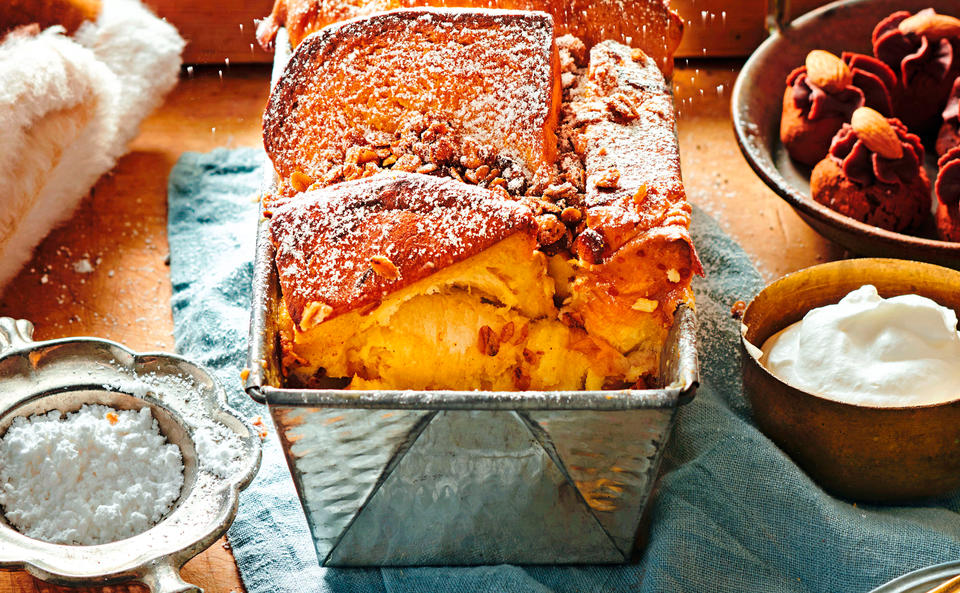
[244, 28, 699, 567]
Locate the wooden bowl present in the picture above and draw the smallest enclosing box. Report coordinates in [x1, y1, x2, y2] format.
[731, 0, 960, 268]
[740, 258, 960, 502]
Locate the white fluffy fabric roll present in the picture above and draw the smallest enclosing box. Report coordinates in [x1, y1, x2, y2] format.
[0, 0, 184, 289]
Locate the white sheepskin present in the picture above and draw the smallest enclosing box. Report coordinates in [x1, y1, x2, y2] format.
[0, 0, 184, 290]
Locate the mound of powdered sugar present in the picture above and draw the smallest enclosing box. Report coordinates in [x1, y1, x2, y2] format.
[0, 404, 184, 545]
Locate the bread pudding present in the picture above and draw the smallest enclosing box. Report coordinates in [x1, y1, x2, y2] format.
[255, 0, 683, 76]
[263, 8, 699, 391]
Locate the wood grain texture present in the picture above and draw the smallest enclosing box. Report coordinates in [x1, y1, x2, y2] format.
[145, 0, 274, 65]
[0, 59, 840, 591]
[0, 64, 268, 593]
[146, 0, 836, 63]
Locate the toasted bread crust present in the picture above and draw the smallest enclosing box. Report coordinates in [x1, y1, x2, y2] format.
[257, 0, 683, 76]
[270, 172, 538, 328]
[563, 41, 699, 273]
[263, 8, 561, 186]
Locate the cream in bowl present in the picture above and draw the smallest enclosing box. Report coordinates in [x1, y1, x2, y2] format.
[758, 285, 960, 408]
[739, 258, 960, 502]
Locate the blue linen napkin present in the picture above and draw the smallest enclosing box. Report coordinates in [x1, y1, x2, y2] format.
[168, 148, 960, 593]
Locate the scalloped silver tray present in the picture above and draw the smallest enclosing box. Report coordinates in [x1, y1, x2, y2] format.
[0, 318, 261, 593]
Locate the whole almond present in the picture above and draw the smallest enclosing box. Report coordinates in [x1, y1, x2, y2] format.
[850, 107, 903, 160]
[898, 12, 960, 41]
[805, 50, 853, 92]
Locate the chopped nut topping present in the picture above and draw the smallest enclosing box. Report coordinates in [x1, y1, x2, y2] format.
[594, 168, 621, 189]
[300, 301, 333, 331]
[290, 171, 313, 193]
[667, 268, 681, 283]
[513, 366, 532, 390]
[522, 348, 542, 365]
[370, 255, 399, 279]
[478, 325, 500, 356]
[392, 154, 421, 172]
[607, 93, 639, 120]
[631, 298, 659, 313]
[543, 182, 578, 200]
[561, 207, 582, 223]
[536, 215, 566, 246]
[633, 184, 648, 204]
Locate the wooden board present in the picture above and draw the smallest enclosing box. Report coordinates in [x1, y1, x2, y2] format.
[0, 64, 270, 593]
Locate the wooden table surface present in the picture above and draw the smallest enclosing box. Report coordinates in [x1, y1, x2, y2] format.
[0, 60, 845, 593]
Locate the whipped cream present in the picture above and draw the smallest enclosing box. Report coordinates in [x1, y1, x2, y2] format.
[760, 285, 960, 407]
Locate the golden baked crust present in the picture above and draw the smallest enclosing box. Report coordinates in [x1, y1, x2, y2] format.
[270, 172, 538, 329]
[256, 0, 683, 76]
[555, 40, 700, 370]
[263, 8, 561, 187]
[264, 10, 698, 390]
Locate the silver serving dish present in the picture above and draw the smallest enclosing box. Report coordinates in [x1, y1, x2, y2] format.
[0, 318, 261, 593]
[244, 27, 699, 566]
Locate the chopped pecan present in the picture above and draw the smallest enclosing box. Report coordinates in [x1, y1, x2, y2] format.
[392, 154, 421, 172]
[607, 93, 639, 121]
[300, 301, 333, 331]
[536, 215, 566, 246]
[513, 366, 532, 390]
[369, 255, 399, 280]
[576, 228, 606, 264]
[290, 171, 313, 193]
[465, 165, 490, 184]
[522, 348, 542, 366]
[561, 207, 583, 223]
[478, 325, 500, 356]
[322, 165, 345, 185]
[500, 322, 515, 343]
[593, 168, 621, 189]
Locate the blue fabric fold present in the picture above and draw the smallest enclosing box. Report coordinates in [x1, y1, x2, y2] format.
[168, 148, 960, 593]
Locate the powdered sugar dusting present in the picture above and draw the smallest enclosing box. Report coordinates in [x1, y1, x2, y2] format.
[270, 172, 535, 325]
[561, 40, 696, 264]
[264, 8, 558, 182]
[0, 404, 183, 545]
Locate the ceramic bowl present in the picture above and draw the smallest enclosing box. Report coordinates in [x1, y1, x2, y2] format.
[732, 0, 960, 268]
[740, 258, 960, 502]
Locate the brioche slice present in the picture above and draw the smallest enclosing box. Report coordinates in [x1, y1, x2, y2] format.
[263, 8, 562, 187]
[256, 0, 683, 76]
[557, 41, 701, 372]
[272, 172, 634, 390]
